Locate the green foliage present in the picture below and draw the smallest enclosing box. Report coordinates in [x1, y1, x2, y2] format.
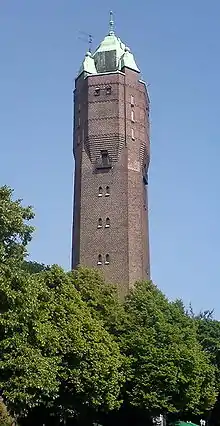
[121, 281, 217, 415]
[0, 400, 14, 426]
[0, 186, 34, 269]
[0, 185, 219, 424]
[68, 267, 126, 336]
[0, 266, 125, 419]
[21, 260, 50, 274]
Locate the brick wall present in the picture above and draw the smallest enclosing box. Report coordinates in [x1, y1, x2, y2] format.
[72, 67, 150, 296]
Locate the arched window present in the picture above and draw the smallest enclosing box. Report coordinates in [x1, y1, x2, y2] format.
[97, 254, 102, 265]
[105, 254, 110, 264]
[105, 218, 110, 228]
[105, 186, 110, 196]
[98, 186, 103, 197]
[98, 218, 102, 228]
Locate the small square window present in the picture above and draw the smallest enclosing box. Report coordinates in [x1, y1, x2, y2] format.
[94, 88, 100, 96]
[106, 86, 111, 95]
[131, 95, 134, 106]
[131, 128, 135, 140]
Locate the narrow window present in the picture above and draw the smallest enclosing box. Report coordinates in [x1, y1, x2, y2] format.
[78, 103, 81, 112]
[98, 186, 103, 197]
[82, 128, 84, 141]
[106, 86, 111, 95]
[131, 95, 134, 106]
[131, 110, 135, 122]
[94, 87, 100, 96]
[105, 254, 110, 264]
[97, 254, 102, 265]
[105, 186, 110, 196]
[77, 135, 80, 146]
[78, 116, 81, 127]
[105, 218, 110, 228]
[101, 150, 109, 167]
[98, 218, 102, 228]
[131, 128, 135, 140]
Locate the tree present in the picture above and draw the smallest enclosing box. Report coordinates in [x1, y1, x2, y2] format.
[21, 260, 50, 274]
[68, 267, 127, 336]
[0, 186, 34, 269]
[0, 266, 125, 423]
[193, 314, 220, 426]
[120, 281, 217, 417]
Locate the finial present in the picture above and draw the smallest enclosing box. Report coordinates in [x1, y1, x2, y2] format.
[109, 11, 114, 35]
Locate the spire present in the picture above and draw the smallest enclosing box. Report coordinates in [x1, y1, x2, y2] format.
[109, 11, 114, 35]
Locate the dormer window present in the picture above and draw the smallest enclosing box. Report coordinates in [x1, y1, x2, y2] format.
[105, 254, 110, 265]
[98, 186, 103, 196]
[106, 86, 111, 95]
[94, 88, 100, 96]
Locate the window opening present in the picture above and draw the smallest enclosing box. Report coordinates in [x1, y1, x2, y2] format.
[105, 186, 110, 196]
[94, 87, 100, 96]
[105, 218, 110, 228]
[106, 86, 111, 95]
[131, 128, 135, 140]
[101, 150, 109, 167]
[105, 254, 110, 264]
[98, 218, 102, 228]
[98, 186, 103, 196]
[131, 95, 134, 106]
[131, 110, 135, 122]
[97, 254, 102, 265]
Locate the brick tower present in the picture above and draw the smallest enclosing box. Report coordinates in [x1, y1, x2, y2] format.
[72, 13, 150, 297]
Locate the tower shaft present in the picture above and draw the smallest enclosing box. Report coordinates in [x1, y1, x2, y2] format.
[72, 27, 150, 296]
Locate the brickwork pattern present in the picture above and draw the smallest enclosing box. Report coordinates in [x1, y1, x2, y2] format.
[72, 67, 150, 296]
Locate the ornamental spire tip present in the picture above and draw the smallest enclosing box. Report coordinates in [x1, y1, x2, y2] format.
[109, 11, 114, 35]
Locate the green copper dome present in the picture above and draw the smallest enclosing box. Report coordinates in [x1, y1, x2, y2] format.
[78, 51, 97, 76]
[93, 34, 126, 73]
[77, 12, 140, 77]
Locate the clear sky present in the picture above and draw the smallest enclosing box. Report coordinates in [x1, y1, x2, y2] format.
[1, 0, 220, 316]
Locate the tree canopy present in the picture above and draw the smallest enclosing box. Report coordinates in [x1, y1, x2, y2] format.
[0, 185, 219, 426]
[0, 186, 34, 269]
[0, 266, 125, 421]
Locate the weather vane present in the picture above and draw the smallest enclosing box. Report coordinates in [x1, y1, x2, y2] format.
[78, 31, 93, 53]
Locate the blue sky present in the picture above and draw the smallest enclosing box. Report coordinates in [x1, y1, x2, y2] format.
[1, 0, 220, 316]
